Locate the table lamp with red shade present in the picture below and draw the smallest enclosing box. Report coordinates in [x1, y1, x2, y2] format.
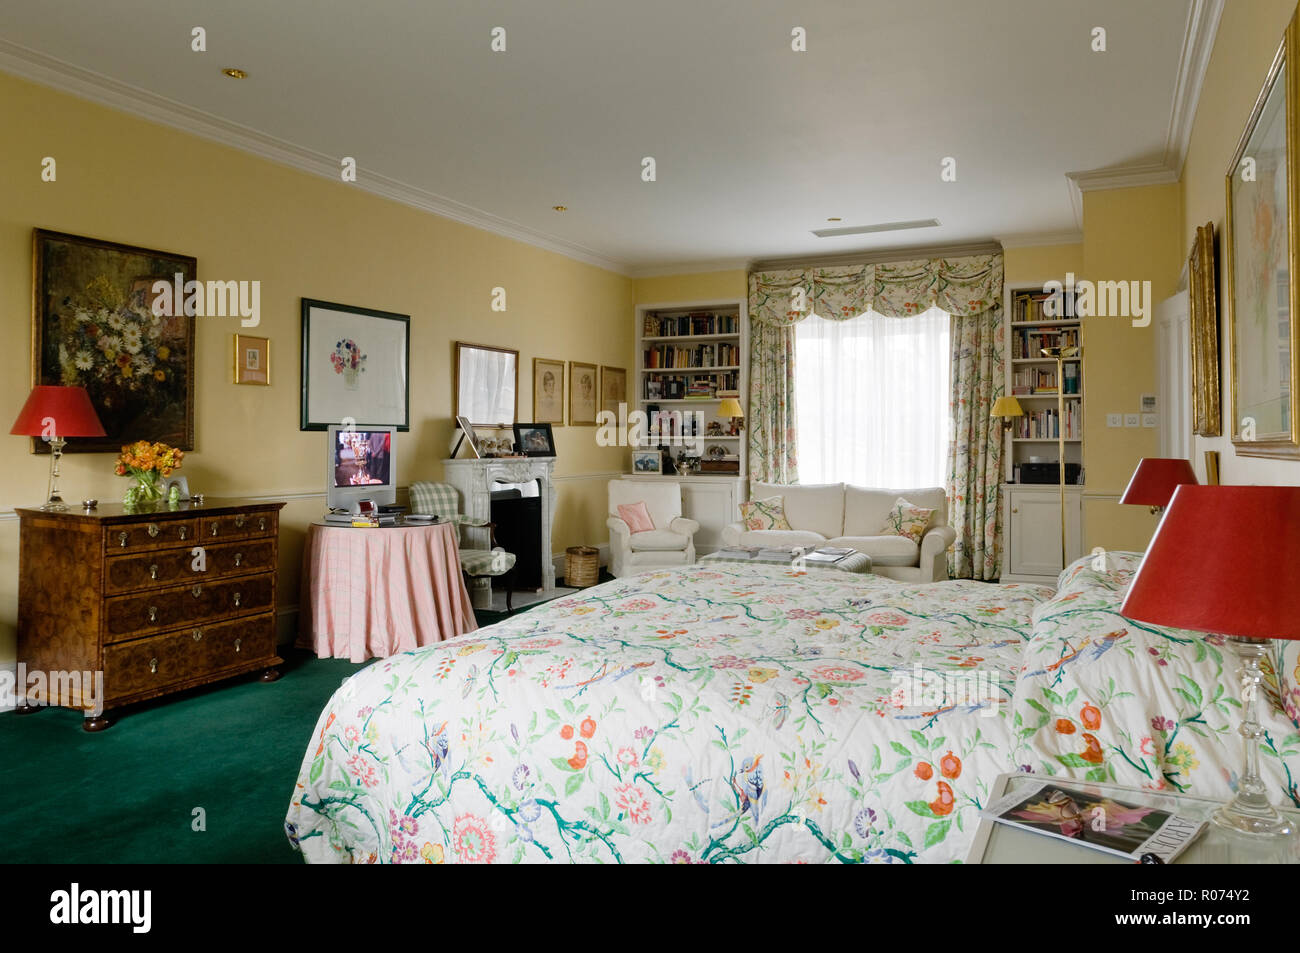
[1121, 485, 1300, 837]
[1119, 457, 1198, 515]
[9, 385, 106, 510]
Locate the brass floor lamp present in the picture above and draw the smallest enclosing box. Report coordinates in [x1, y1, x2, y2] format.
[1040, 345, 1080, 570]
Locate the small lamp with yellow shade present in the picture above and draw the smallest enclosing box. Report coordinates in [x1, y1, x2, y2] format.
[990, 395, 1024, 432]
[717, 396, 744, 436]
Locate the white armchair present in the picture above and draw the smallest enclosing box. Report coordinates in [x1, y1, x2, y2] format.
[607, 480, 699, 578]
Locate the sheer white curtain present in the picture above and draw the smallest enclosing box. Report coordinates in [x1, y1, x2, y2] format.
[795, 306, 950, 487]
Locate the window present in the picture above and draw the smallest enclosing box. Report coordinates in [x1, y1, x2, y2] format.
[795, 306, 950, 487]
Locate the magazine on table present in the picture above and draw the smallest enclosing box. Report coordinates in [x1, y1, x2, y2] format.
[803, 547, 855, 563]
[983, 781, 1207, 863]
[714, 547, 756, 560]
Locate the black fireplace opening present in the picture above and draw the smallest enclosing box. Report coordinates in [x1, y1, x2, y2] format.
[490, 481, 542, 591]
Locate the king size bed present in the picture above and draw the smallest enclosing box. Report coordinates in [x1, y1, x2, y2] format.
[285, 555, 1300, 863]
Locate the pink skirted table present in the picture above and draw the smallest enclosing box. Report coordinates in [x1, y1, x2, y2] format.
[298, 521, 478, 661]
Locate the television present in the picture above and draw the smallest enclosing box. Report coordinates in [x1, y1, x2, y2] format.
[326, 425, 397, 512]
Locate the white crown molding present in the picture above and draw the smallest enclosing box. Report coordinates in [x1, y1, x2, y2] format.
[628, 259, 752, 279]
[997, 230, 1084, 249]
[1164, 0, 1224, 177]
[1065, 160, 1181, 194]
[0, 39, 632, 276]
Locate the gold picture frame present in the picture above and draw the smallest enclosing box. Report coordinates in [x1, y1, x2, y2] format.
[1188, 222, 1220, 436]
[569, 361, 597, 426]
[533, 357, 565, 425]
[234, 334, 270, 385]
[1225, 10, 1300, 460]
[600, 365, 626, 420]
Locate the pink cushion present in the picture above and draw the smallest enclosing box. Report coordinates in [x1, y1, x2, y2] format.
[617, 501, 656, 534]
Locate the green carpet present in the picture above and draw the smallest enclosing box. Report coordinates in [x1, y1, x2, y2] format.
[0, 650, 368, 863]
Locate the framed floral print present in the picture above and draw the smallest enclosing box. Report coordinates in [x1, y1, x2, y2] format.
[1225, 13, 1300, 459]
[31, 229, 196, 452]
[300, 298, 410, 430]
[234, 334, 270, 385]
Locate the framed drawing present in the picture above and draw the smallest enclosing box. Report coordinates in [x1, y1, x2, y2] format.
[569, 361, 597, 426]
[455, 342, 518, 427]
[513, 422, 556, 457]
[1187, 222, 1221, 436]
[533, 357, 565, 425]
[301, 299, 410, 430]
[600, 365, 626, 419]
[31, 229, 196, 452]
[450, 414, 481, 459]
[234, 334, 270, 385]
[1225, 13, 1300, 459]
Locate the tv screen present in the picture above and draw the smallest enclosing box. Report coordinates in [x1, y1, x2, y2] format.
[333, 430, 392, 489]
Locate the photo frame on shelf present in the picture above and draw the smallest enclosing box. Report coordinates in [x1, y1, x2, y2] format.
[300, 298, 410, 430]
[450, 414, 482, 459]
[513, 422, 556, 457]
[1188, 221, 1221, 437]
[533, 357, 565, 425]
[1225, 14, 1300, 459]
[234, 333, 270, 385]
[31, 228, 197, 452]
[631, 449, 662, 474]
[569, 361, 597, 426]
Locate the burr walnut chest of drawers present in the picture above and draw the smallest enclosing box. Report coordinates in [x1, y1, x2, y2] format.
[16, 499, 286, 730]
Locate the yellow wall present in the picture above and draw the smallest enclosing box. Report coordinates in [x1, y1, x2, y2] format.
[632, 270, 747, 307]
[0, 72, 634, 664]
[1004, 243, 1083, 284]
[1180, 0, 1300, 489]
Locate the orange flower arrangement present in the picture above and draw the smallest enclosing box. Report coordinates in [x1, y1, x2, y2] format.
[116, 440, 183, 504]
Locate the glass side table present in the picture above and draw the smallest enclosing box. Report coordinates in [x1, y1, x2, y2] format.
[967, 773, 1300, 864]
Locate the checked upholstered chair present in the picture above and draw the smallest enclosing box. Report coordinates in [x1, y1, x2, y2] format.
[410, 481, 517, 611]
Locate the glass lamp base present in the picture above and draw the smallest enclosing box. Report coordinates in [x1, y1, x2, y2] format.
[39, 497, 68, 512]
[1212, 799, 1295, 837]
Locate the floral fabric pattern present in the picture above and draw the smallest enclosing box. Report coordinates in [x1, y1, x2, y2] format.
[287, 562, 1056, 864]
[945, 306, 1005, 580]
[747, 317, 799, 487]
[739, 496, 792, 531]
[878, 497, 936, 542]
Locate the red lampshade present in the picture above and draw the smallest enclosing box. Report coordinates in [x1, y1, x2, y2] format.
[1119, 457, 1198, 509]
[9, 386, 106, 438]
[1121, 485, 1300, 640]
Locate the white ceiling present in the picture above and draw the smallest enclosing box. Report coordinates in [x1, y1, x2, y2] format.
[0, 0, 1207, 274]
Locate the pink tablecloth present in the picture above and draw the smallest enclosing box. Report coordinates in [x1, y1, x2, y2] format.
[298, 522, 478, 662]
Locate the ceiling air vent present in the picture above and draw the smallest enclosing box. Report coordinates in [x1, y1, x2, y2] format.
[811, 218, 940, 238]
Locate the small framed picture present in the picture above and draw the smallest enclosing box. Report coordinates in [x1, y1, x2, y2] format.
[234, 334, 270, 385]
[600, 365, 626, 419]
[632, 449, 662, 474]
[452, 414, 482, 458]
[569, 362, 597, 426]
[513, 422, 556, 457]
[533, 357, 565, 425]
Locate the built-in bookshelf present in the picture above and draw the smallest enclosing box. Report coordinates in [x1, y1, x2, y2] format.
[633, 300, 747, 478]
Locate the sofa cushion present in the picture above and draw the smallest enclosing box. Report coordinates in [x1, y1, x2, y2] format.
[844, 485, 946, 536]
[617, 501, 656, 534]
[628, 529, 691, 552]
[879, 497, 937, 542]
[752, 482, 845, 539]
[735, 529, 827, 549]
[828, 535, 920, 567]
[739, 496, 792, 531]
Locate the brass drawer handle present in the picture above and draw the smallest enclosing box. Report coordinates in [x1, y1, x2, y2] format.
[233, 552, 243, 567]
[233, 592, 242, 608]
[150, 658, 158, 674]
[149, 564, 159, 580]
[235, 515, 246, 528]
[179, 526, 188, 541]
[234, 638, 242, 654]
[211, 524, 219, 537]
[192, 585, 203, 598]
[258, 517, 266, 532]
[148, 606, 158, 622]
[119, 531, 129, 548]
[147, 522, 160, 538]
[1011, 507, 1019, 514]
[192, 628, 203, 642]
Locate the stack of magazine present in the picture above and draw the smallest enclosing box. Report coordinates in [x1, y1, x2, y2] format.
[983, 781, 1208, 862]
[713, 546, 856, 565]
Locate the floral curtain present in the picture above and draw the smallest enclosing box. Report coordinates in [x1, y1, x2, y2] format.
[946, 306, 1005, 580]
[748, 253, 1005, 575]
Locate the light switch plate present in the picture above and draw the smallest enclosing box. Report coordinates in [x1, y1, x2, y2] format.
[1124, 413, 1140, 428]
[1107, 413, 1122, 428]
[1142, 414, 1157, 428]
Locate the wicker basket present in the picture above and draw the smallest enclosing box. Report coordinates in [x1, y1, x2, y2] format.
[564, 545, 600, 588]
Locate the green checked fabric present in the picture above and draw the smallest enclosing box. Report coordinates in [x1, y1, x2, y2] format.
[409, 481, 513, 578]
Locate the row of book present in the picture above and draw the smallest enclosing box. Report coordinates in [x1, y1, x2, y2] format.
[1011, 364, 1080, 395]
[1013, 406, 1081, 440]
[642, 342, 740, 369]
[645, 372, 739, 399]
[643, 311, 740, 337]
[1011, 327, 1080, 359]
[1013, 291, 1075, 324]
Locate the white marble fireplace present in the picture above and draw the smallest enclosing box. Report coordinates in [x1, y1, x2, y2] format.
[443, 457, 557, 599]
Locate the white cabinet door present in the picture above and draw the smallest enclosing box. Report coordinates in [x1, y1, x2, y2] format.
[1002, 486, 1082, 582]
[680, 480, 739, 554]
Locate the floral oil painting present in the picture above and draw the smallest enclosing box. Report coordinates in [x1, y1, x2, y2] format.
[32, 229, 196, 453]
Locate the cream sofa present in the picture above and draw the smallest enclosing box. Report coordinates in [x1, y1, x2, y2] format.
[721, 482, 955, 582]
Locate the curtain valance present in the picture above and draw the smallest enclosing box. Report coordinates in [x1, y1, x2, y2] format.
[748, 253, 1003, 327]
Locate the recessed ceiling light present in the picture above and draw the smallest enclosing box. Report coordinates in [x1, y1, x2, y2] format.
[552, 205, 567, 212]
[221, 68, 248, 79]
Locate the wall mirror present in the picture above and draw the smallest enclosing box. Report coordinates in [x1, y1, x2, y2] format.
[455, 342, 518, 427]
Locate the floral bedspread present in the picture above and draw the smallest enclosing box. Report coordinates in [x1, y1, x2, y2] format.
[286, 563, 1054, 863]
[1012, 552, 1300, 807]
